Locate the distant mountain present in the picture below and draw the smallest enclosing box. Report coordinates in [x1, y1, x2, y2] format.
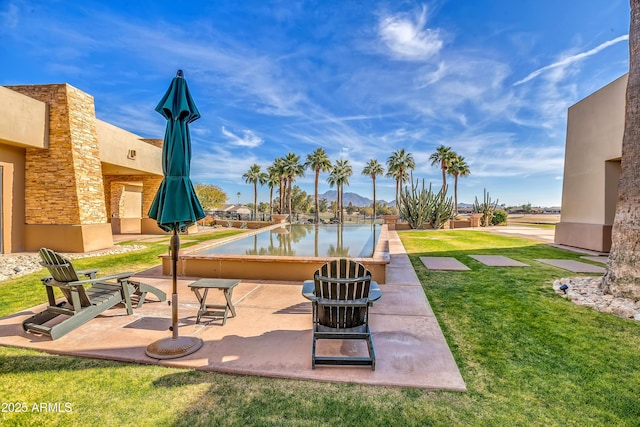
[319, 190, 389, 207]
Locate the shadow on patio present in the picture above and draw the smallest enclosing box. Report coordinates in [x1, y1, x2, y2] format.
[0, 231, 465, 391]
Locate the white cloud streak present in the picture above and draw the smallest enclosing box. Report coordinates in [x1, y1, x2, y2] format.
[514, 34, 629, 85]
[221, 126, 264, 148]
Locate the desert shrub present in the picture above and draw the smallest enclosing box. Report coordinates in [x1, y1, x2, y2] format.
[492, 209, 508, 225]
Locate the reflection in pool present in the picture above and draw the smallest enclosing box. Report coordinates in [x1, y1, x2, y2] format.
[199, 224, 380, 258]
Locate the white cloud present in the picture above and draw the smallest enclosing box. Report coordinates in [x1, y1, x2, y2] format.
[415, 61, 447, 87]
[221, 126, 264, 148]
[378, 5, 443, 61]
[514, 34, 629, 85]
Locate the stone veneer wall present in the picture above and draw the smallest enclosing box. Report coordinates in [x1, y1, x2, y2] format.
[103, 175, 163, 219]
[110, 182, 126, 218]
[6, 84, 108, 225]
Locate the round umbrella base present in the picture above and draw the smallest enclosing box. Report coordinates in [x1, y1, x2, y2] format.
[145, 336, 204, 360]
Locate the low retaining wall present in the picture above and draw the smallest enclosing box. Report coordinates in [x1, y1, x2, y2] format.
[161, 224, 390, 283]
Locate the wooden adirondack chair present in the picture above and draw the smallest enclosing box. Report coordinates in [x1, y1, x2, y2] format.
[311, 259, 377, 370]
[22, 248, 166, 340]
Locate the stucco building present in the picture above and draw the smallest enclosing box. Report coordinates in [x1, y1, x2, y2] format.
[0, 83, 166, 253]
[555, 74, 626, 253]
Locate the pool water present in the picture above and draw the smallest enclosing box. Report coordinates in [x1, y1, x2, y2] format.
[200, 224, 381, 257]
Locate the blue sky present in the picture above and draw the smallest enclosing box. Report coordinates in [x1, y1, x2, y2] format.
[0, 0, 631, 207]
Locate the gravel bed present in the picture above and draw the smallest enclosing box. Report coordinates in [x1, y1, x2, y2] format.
[0, 245, 146, 282]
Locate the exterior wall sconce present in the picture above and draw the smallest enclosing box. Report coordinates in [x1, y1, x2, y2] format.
[127, 149, 137, 159]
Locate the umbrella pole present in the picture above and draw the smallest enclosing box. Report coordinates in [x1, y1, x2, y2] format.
[145, 225, 204, 359]
[171, 227, 179, 339]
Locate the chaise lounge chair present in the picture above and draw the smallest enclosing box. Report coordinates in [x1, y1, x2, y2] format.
[307, 259, 378, 370]
[22, 248, 166, 340]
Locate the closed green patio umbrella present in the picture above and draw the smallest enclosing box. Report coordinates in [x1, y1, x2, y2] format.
[146, 70, 205, 360]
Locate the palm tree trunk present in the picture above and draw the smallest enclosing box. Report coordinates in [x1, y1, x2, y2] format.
[288, 177, 293, 218]
[372, 176, 377, 222]
[314, 169, 320, 223]
[253, 183, 257, 220]
[602, 0, 640, 299]
[279, 179, 284, 213]
[441, 166, 447, 192]
[338, 185, 342, 223]
[269, 187, 273, 217]
[395, 179, 399, 211]
[454, 175, 459, 215]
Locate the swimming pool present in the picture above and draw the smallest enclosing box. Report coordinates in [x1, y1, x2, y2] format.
[164, 223, 390, 283]
[199, 224, 380, 258]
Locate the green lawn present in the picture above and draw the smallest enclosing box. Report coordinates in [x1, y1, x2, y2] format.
[1, 230, 638, 426]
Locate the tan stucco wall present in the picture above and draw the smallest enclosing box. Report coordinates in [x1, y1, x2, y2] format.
[555, 223, 612, 253]
[559, 74, 625, 224]
[96, 120, 162, 176]
[0, 86, 47, 149]
[111, 218, 141, 234]
[555, 74, 626, 252]
[168, 256, 387, 283]
[0, 145, 26, 253]
[24, 224, 113, 253]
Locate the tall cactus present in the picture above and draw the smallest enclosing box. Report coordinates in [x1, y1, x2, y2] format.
[473, 188, 498, 227]
[399, 174, 454, 229]
[429, 186, 454, 229]
[399, 175, 429, 229]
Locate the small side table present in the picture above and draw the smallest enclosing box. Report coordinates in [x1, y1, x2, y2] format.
[188, 278, 241, 325]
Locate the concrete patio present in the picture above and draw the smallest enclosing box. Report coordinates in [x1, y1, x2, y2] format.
[0, 230, 466, 391]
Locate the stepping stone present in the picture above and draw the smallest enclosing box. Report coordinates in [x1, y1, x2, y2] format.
[580, 256, 608, 264]
[420, 257, 470, 271]
[535, 259, 606, 273]
[468, 255, 529, 267]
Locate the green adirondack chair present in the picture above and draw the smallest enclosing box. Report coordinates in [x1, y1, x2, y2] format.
[22, 248, 166, 340]
[311, 259, 377, 370]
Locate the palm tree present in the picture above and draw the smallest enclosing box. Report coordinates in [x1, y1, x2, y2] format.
[305, 148, 332, 224]
[447, 155, 471, 215]
[362, 159, 384, 221]
[328, 159, 352, 223]
[282, 152, 305, 217]
[602, 0, 640, 299]
[266, 164, 280, 217]
[242, 163, 264, 220]
[270, 157, 286, 214]
[429, 145, 455, 192]
[386, 149, 415, 211]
